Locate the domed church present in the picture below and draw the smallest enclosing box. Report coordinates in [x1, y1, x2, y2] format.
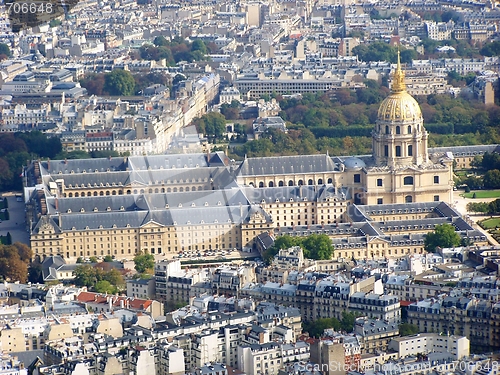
[362, 52, 454, 205]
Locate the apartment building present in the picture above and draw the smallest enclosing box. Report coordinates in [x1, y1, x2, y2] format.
[389, 333, 469, 360]
[238, 341, 310, 375]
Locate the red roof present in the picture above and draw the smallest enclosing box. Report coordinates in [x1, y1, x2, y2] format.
[76, 291, 152, 310]
[400, 300, 413, 307]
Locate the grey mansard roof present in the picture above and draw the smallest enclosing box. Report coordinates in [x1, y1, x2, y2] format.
[40, 205, 254, 232]
[46, 189, 250, 215]
[238, 154, 337, 176]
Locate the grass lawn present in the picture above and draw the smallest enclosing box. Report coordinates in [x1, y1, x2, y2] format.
[463, 190, 500, 199]
[480, 217, 500, 229]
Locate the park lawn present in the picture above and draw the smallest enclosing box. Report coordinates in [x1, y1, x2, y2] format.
[480, 218, 500, 229]
[463, 190, 500, 199]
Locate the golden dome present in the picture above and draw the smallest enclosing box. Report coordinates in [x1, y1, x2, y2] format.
[377, 91, 422, 122]
[377, 50, 422, 123]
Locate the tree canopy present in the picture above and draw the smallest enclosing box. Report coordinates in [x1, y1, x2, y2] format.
[73, 264, 125, 293]
[303, 311, 358, 338]
[193, 112, 227, 141]
[0, 132, 62, 191]
[0, 43, 11, 60]
[263, 234, 334, 263]
[134, 251, 155, 273]
[424, 223, 461, 252]
[137, 37, 210, 65]
[352, 42, 416, 63]
[0, 242, 32, 282]
[103, 69, 136, 96]
[399, 323, 419, 336]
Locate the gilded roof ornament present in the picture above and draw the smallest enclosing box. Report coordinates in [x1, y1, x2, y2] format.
[392, 50, 406, 93]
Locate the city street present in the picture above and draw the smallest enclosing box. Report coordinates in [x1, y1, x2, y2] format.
[0, 191, 30, 245]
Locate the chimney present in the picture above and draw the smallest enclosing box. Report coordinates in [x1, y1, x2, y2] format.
[55, 198, 59, 211]
[64, 158, 68, 164]
[47, 159, 50, 170]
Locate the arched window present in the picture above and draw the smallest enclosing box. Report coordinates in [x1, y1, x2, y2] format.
[269, 181, 274, 187]
[404, 176, 414, 185]
[87, 192, 91, 197]
[278, 181, 284, 187]
[308, 179, 313, 185]
[94, 191, 98, 196]
[385, 125, 389, 134]
[396, 126, 400, 134]
[408, 145, 413, 156]
[126, 190, 131, 195]
[405, 195, 413, 203]
[288, 180, 294, 186]
[259, 181, 264, 188]
[408, 126, 412, 134]
[298, 180, 304, 186]
[318, 179, 323, 185]
[327, 178, 333, 184]
[74, 192, 79, 197]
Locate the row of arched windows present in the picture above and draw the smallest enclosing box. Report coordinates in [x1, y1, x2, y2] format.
[384, 125, 413, 135]
[250, 178, 334, 188]
[63, 186, 206, 197]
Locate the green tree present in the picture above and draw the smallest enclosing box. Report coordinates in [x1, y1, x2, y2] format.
[191, 39, 208, 55]
[73, 265, 98, 287]
[263, 235, 302, 263]
[89, 256, 98, 263]
[95, 280, 116, 294]
[103, 268, 125, 290]
[424, 223, 461, 252]
[103, 70, 136, 96]
[302, 234, 334, 260]
[483, 169, 500, 189]
[28, 260, 43, 283]
[0, 43, 11, 57]
[466, 202, 489, 213]
[340, 311, 357, 332]
[153, 35, 168, 46]
[104, 255, 113, 262]
[303, 317, 341, 338]
[49, 19, 62, 27]
[488, 199, 500, 214]
[134, 251, 155, 273]
[399, 323, 419, 336]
